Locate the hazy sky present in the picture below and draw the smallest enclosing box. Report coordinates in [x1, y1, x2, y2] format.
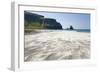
[28, 11, 90, 29]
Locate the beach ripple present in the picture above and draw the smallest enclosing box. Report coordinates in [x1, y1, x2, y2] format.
[24, 31, 90, 62]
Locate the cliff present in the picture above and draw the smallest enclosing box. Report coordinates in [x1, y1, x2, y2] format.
[24, 11, 62, 29]
[44, 18, 62, 29]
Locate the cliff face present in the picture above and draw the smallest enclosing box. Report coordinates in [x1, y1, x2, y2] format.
[24, 11, 62, 29]
[24, 11, 44, 25]
[44, 18, 62, 29]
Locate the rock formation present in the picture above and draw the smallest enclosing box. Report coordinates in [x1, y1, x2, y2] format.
[24, 11, 62, 29]
[70, 25, 74, 30]
[24, 11, 44, 25]
[44, 18, 62, 29]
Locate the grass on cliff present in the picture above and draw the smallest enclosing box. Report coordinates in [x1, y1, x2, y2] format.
[24, 22, 44, 33]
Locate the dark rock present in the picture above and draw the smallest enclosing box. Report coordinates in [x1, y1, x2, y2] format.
[65, 25, 74, 30]
[70, 25, 74, 30]
[44, 18, 62, 29]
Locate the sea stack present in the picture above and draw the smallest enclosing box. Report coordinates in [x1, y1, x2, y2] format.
[70, 25, 74, 30]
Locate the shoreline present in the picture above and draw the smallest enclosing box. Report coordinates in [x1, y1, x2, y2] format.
[24, 29, 90, 35]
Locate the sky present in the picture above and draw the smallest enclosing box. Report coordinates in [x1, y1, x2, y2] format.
[27, 11, 90, 29]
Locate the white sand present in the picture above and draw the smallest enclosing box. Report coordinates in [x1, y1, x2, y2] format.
[24, 30, 90, 62]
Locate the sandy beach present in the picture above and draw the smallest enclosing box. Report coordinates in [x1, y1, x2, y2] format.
[24, 30, 90, 62]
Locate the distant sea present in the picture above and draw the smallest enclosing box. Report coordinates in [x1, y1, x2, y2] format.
[37, 29, 90, 32]
[73, 29, 90, 32]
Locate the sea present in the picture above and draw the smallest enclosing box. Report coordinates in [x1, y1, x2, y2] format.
[37, 29, 90, 32]
[73, 29, 90, 32]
